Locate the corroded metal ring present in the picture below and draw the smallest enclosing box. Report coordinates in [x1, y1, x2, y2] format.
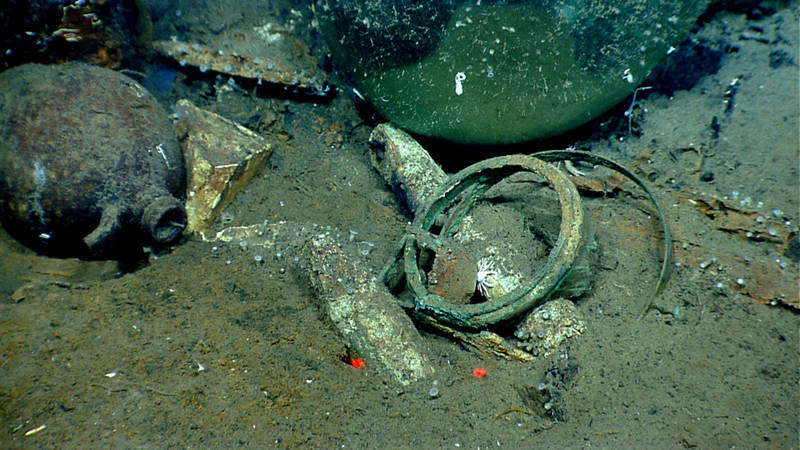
[394, 154, 584, 329]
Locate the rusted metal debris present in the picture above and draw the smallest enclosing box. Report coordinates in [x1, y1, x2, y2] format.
[152, 38, 330, 96]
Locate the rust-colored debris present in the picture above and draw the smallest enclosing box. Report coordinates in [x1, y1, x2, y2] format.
[673, 242, 798, 309]
[152, 38, 329, 95]
[568, 171, 630, 197]
[567, 168, 797, 309]
[672, 190, 798, 309]
[45, 0, 123, 68]
[674, 191, 793, 249]
[415, 314, 535, 362]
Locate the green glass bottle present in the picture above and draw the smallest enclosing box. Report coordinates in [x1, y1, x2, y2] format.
[318, 0, 710, 144]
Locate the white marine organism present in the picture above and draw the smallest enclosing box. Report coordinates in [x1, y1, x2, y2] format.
[454, 71, 466, 96]
[475, 256, 498, 299]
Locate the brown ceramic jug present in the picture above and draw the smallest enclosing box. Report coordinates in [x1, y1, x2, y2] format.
[0, 63, 186, 257]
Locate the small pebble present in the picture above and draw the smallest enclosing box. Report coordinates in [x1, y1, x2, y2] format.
[428, 387, 440, 398]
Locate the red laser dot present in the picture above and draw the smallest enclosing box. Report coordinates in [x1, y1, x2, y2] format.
[472, 367, 487, 377]
[350, 358, 365, 369]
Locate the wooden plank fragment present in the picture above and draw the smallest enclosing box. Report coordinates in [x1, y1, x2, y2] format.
[175, 99, 272, 232]
[153, 39, 329, 95]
